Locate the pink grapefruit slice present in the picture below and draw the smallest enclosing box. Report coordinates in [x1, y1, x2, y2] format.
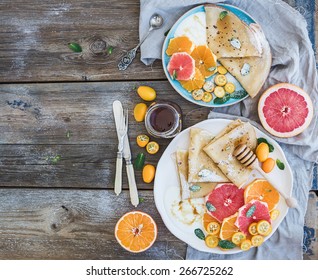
[205, 183, 244, 223]
[167, 52, 195, 81]
[235, 199, 271, 235]
[258, 83, 313, 138]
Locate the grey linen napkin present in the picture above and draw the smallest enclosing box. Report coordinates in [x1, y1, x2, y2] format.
[140, 0, 318, 259]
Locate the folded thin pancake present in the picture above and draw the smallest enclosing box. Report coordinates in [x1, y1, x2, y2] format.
[205, 5, 262, 58]
[176, 150, 216, 200]
[210, 119, 242, 144]
[188, 128, 229, 183]
[203, 122, 257, 188]
[218, 24, 272, 98]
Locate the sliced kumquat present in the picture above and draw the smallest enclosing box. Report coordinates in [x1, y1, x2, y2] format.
[240, 239, 252, 251]
[214, 86, 226, 98]
[248, 222, 258, 236]
[231, 232, 246, 245]
[257, 220, 272, 236]
[224, 83, 236, 94]
[251, 235, 264, 247]
[136, 134, 150, 147]
[270, 209, 280, 221]
[146, 141, 159, 155]
[202, 92, 213, 103]
[206, 221, 221, 235]
[214, 74, 227, 86]
[217, 65, 228, 75]
[203, 80, 215, 92]
[192, 89, 204, 100]
[205, 235, 219, 248]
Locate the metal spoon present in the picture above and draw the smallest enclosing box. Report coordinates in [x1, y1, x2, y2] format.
[118, 14, 163, 71]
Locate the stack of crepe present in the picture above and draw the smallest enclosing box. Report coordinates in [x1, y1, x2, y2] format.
[205, 4, 271, 98]
[175, 120, 257, 200]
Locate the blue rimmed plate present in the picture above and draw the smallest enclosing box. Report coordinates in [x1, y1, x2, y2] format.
[162, 4, 262, 107]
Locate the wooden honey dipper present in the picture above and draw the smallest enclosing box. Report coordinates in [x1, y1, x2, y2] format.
[233, 144, 297, 208]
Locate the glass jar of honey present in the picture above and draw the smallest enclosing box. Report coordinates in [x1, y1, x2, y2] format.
[144, 101, 182, 138]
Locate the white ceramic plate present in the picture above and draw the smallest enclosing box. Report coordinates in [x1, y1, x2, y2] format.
[154, 119, 293, 254]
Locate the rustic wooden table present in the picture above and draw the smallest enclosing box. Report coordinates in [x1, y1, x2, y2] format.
[0, 0, 316, 259]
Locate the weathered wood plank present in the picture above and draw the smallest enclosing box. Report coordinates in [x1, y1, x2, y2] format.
[0, 144, 158, 189]
[0, 0, 165, 82]
[0, 81, 209, 188]
[0, 81, 209, 144]
[0, 188, 186, 259]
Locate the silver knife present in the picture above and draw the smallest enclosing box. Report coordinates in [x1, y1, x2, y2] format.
[113, 100, 139, 207]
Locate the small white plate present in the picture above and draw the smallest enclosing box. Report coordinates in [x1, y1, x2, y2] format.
[154, 119, 293, 254]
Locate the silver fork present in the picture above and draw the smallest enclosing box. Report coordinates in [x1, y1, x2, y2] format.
[114, 109, 128, 195]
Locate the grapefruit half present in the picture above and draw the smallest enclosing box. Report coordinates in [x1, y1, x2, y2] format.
[167, 52, 195, 81]
[235, 200, 271, 235]
[205, 183, 244, 222]
[258, 83, 313, 138]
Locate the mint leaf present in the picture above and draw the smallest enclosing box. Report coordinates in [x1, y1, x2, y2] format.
[194, 228, 205, 240]
[107, 46, 114, 55]
[219, 11, 228, 20]
[218, 240, 236, 249]
[46, 155, 62, 165]
[276, 159, 285, 170]
[246, 205, 256, 217]
[213, 93, 230, 104]
[68, 42, 82, 52]
[206, 201, 216, 212]
[189, 185, 201, 192]
[231, 90, 248, 99]
[172, 70, 177, 80]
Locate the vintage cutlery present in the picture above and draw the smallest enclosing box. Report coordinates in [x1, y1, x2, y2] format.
[114, 107, 128, 195]
[118, 13, 163, 71]
[233, 144, 297, 208]
[112, 100, 139, 206]
[113, 101, 125, 195]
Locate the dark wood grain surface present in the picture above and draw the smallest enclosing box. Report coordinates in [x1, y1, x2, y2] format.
[0, 189, 185, 259]
[0, 0, 316, 259]
[0, 0, 164, 82]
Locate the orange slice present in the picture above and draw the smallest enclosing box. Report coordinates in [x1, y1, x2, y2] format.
[190, 45, 217, 78]
[244, 179, 280, 212]
[166, 36, 194, 56]
[180, 68, 204, 92]
[219, 213, 239, 240]
[202, 213, 219, 231]
[115, 211, 157, 253]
